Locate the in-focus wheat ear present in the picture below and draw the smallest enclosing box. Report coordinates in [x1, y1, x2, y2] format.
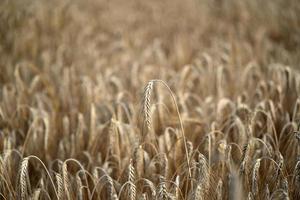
[107, 175, 117, 200]
[63, 163, 71, 200]
[56, 173, 64, 200]
[20, 157, 29, 200]
[252, 158, 261, 197]
[142, 80, 154, 132]
[128, 159, 136, 200]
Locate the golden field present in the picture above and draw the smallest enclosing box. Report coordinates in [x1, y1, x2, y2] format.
[1, 0, 300, 199]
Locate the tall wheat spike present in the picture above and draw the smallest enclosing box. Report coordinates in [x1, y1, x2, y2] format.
[63, 163, 71, 200]
[20, 157, 29, 200]
[157, 175, 168, 200]
[128, 159, 136, 200]
[142, 81, 154, 132]
[56, 173, 64, 200]
[252, 159, 261, 197]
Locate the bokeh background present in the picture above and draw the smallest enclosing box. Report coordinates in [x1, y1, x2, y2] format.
[1, 0, 300, 80]
[1, 0, 300, 199]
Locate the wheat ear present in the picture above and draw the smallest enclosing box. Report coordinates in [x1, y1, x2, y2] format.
[157, 175, 168, 200]
[56, 173, 64, 200]
[128, 159, 136, 200]
[142, 81, 154, 132]
[20, 157, 29, 200]
[63, 163, 71, 200]
[107, 175, 118, 200]
[252, 159, 261, 197]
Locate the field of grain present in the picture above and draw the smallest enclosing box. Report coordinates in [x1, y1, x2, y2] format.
[1, 0, 300, 199]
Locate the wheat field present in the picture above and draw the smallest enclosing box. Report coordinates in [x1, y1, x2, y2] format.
[1, 0, 300, 199]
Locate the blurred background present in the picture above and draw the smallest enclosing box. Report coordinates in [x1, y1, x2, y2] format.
[1, 0, 300, 77]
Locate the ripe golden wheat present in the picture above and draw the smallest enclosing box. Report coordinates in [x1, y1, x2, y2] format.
[1, 0, 300, 199]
